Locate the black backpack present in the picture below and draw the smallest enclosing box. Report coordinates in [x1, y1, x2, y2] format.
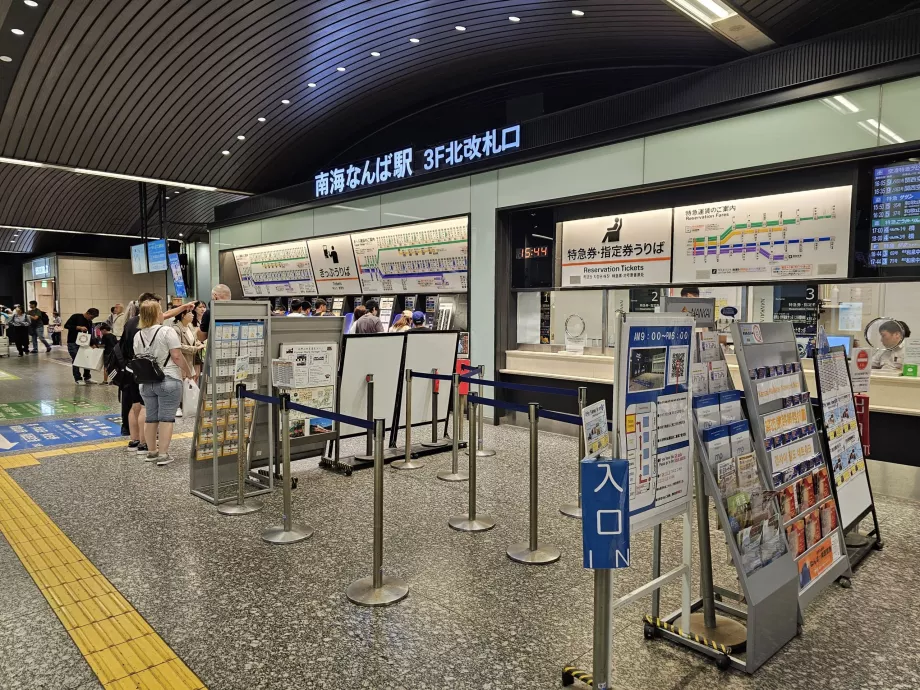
[127, 327, 170, 384]
[40, 311, 49, 325]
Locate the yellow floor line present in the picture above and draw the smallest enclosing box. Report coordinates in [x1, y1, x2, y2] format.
[0, 466, 206, 689]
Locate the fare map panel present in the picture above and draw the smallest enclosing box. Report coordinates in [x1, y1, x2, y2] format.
[234, 240, 318, 297]
[870, 162, 920, 268]
[672, 186, 852, 284]
[351, 216, 468, 294]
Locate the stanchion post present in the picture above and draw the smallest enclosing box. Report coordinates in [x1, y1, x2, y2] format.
[392, 369, 424, 470]
[695, 454, 718, 629]
[365, 374, 374, 456]
[218, 383, 263, 516]
[420, 368, 443, 448]
[437, 373, 468, 482]
[507, 403, 560, 564]
[466, 366, 495, 458]
[262, 393, 314, 544]
[449, 399, 495, 532]
[560, 386, 588, 519]
[346, 418, 409, 607]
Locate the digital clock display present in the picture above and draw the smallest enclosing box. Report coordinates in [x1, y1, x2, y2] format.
[516, 246, 549, 259]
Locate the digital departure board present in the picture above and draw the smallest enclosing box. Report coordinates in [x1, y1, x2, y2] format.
[870, 162, 920, 268]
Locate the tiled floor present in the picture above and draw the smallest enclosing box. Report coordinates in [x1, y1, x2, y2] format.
[0, 348, 918, 689]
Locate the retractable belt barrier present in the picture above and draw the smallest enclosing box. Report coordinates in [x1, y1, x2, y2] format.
[459, 375, 579, 398]
[410, 371, 454, 382]
[241, 390, 374, 430]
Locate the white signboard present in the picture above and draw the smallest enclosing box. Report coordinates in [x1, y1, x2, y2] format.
[306, 235, 362, 295]
[351, 216, 468, 294]
[234, 240, 318, 297]
[672, 186, 852, 284]
[560, 209, 672, 287]
[130, 244, 148, 274]
[848, 348, 871, 394]
[278, 342, 337, 438]
[581, 400, 610, 458]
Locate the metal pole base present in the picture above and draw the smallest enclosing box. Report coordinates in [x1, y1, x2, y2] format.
[437, 470, 469, 482]
[391, 458, 425, 470]
[466, 448, 496, 457]
[217, 500, 263, 516]
[845, 532, 870, 548]
[346, 575, 409, 607]
[506, 542, 561, 565]
[688, 612, 748, 650]
[420, 441, 447, 448]
[559, 503, 583, 519]
[448, 514, 496, 532]
[261, 523, 315, 545]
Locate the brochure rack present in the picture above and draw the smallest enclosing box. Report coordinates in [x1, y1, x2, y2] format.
[191, 301, 273, 505]
[732, 322, 852, 609]
[812, 343, 883, 569]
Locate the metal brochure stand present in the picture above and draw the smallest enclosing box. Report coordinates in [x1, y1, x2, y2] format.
[190, 300, 273, 505]
[732, 322, 852, 610]
[811, 344, 883, 569]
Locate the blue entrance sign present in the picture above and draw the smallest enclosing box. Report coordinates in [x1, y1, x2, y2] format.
[581, 458, 630, 569]
[0, 415, 123, 451]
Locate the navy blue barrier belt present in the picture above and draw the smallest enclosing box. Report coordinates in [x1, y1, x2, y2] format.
[241, 390, 374, 431]
[467, 394, 530, 414]
[411, 371, 454, 382]
[539, 409, 583, 426]
[459, 375, 579, 398]
[460, 363, 482, 374]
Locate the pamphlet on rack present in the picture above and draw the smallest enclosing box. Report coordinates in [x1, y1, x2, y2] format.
[581, 400, 610, 458]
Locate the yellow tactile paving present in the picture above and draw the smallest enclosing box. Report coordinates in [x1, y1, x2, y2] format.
[0, 467, 206, 689]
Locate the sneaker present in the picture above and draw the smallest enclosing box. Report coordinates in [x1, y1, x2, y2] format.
[45, 347, 51, 353]
[136, 444, 149, 455]
[175, 407, 183, 418]
[156, 455, 174, 467]
[145, 451, 158, 463]
[75, 380, 86, 385]
[127, 440, 140, 451]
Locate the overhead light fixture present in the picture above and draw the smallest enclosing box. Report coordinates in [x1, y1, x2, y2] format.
[24, 0, 38, 5]
[257, 117, 266, 122]
[165, 196, 170, 200]
[370, 51, 381, 57]
[0, 157, 43, 167]
[571, 10, 585, 16]
[221, 150, 230, 155]
[0, 56, 11, 62]
[532, 233, 554, 241]
[336, 66, 346, 72]
[307, 82, 316, 88]
[0, 223, 146, 239]
[665, 0, 772, 51]
[10, 240, 15, 243]
[281, 99, 290, 104]
[409, 37, 420, 43]
[509, 16, 520, 22]
[237, 135, 245, 141]
[11, 29, 24, 35]
[178, 233, 183, 237]
[455, 26, 466, 31]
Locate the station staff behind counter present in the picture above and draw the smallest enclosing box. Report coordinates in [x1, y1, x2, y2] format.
[872, 320, 911, 371]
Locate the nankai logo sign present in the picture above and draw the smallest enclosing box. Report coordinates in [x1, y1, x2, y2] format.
[602, 218, 622, 243]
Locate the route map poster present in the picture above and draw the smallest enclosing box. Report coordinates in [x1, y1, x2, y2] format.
[306, 235, 362, 295]
[560, 209, 672, 287]
[672, 186, 852, 284]
[350, 216, 468, 294]
[616, 314, 695, 534]
[234, 240, 318, 297]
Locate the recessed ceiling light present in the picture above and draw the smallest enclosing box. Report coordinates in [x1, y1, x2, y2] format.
[281, 99, 290, 104]
[455, 26, 466, 31]
[178, 233, 183, 237]
[257, 117, 266, 122]
[165, 196, 170, 200]
[221, 150, 230, 155]
[11, 29, 24, 35]
[24, 0, 38, 6]
[0, 56, 11, 62]
[370, 51, 381, 57]
[237, 135, 245, 141]
[508, 16, 520, 22]
[10, 240, 15, 243]
[336, 66, 346, 72]
[572, 9, 585, 16]
[409, 37, 420, 43]
[307, 82, 316, 88]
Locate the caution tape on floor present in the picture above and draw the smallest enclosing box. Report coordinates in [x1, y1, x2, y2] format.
[562, 665, 593, 687]
[644, 614, 732, 654]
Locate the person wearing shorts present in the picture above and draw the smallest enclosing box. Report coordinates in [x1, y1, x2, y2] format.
[133, 300, 194, 466]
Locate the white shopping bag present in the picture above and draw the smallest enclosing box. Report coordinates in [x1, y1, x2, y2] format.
[182, 378, 200, 415]
[73, 346, 104, 371]
[75, 332, 92, 347]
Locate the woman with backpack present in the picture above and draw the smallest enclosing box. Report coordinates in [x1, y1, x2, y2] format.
[132, 299, 194, 466]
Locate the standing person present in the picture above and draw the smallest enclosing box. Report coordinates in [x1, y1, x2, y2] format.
[98, 323, 118, 384]
[410, 311, 430, 330]
[26, 300, 51, 353]
[51, 311, 62, 346]
[10, 307, 30, 356]
[173, 309, 203, 417]
[347, 305, 366, 334]
[353, 299, 385, 334]
[389, 310, 412, 332]
[133, 300, 194, 466]
[110, 303, 126, 340]
[64, 308, 99, 383]
[312, 298, 327, 316]
[193, 301, 207, 378]
[197, 284, 232, 343]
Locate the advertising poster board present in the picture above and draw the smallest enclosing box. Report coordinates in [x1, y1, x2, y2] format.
[306, 235, 362, 295]
[351, 216, 468, 294]
[616, 314, 694, 533]
[672, 186, 852, 284]
[560, 209, 672, 288]
[234, 240, 318, 297]
[581, 400, 610, 458]
[146, 239, 168, 272]
[279, 342, 337, 439]
[168, 253, 187, 298]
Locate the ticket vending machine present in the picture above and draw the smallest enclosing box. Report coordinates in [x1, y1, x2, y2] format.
[378, 295, 398, 327]
[329, 297, 346, 316]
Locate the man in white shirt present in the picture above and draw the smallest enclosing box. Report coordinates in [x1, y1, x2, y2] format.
[287, 299, 307, 317]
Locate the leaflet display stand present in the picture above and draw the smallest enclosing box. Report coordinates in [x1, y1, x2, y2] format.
[732, 322, 852, 609]
[812, 344, 883, 569]
[190, 300, 273, 505]
[392, 330, 460, 458]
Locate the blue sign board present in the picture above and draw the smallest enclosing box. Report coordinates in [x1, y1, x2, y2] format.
[581, 458, 631, 569]
[168, 253, 187, 298]
[0, 415, 123, 451]
[147, 239, 168, 272]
